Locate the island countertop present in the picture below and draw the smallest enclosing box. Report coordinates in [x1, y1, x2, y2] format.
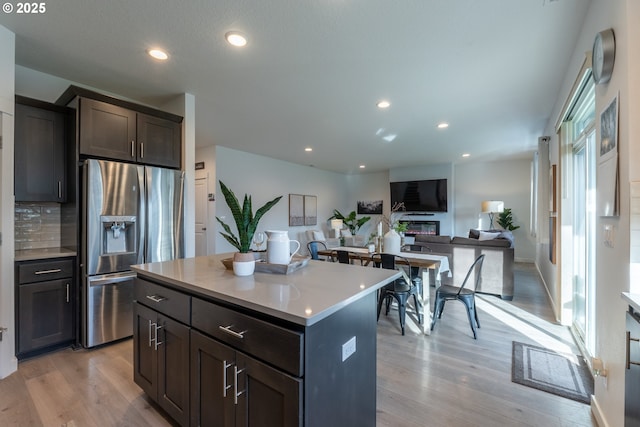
[131, 253, 401, 326]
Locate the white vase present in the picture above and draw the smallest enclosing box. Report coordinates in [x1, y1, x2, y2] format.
[266, 230, 300, 264]
[233, 252, 256, 276]
[383, 229, 401, 254]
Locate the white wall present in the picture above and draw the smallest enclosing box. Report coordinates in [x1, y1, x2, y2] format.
[454, 159, 535, 262]
[539, 0, 637, 425]
[214, 146, 347, 253]
[0, 24, 16, 379]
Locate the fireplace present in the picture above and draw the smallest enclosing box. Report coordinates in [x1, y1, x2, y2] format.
[399, 220, 440, 236]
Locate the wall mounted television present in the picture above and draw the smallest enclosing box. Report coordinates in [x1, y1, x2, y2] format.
[390, 179, 448, 212]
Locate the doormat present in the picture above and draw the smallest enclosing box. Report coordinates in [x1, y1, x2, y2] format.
[511, 341, 593, 404]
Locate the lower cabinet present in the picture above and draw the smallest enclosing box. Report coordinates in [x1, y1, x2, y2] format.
[16, 257, 75, 359]
[190, 329, 302, 427]
[133, 302, 190, 426]
[133, 275, 375, 427]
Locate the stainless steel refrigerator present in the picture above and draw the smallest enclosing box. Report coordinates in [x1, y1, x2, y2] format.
[82, 159, 184, 347]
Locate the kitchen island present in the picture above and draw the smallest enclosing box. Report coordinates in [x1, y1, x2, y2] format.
[131, 253, 400, 427]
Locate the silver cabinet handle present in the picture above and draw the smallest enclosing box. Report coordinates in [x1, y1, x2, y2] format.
[131, 140, 135, 158]
[223, 361, 232, 397]
[146, 295, 166, 303]
[140, 142, 144, 158]
[219, 325, 246, 339]
[627, 331, 640, 369]
[65, 283, 70, 303]
[58, 181, 62, 199]
[35, 268, 61, 275]
[148, 320, 153, 348]
[234, 366, 245, 405]
[154, 324, 163, 350]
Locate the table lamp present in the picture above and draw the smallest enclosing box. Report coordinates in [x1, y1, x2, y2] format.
[481, 200, 504, 230]
[330, 219, 343, 238]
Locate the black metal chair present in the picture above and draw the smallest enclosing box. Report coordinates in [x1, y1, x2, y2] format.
[430, 254, 485, 339]
[372, 253, 422, 335]
[307, 240, 329, 261]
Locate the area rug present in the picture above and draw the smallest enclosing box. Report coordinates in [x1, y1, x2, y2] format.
[511, 341, 593, 404]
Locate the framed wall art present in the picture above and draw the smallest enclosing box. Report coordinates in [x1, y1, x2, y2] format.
[357, 200, 383, 215]
[289, 194, 304, 226]
[304, 195, 317, 225]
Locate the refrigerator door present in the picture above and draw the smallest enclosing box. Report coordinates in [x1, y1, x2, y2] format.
[85, 159, 144, 276]
[84, 272, 135, 348]
[145, 166, 185, 263]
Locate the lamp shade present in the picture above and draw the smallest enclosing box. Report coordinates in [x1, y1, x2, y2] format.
[330, 219, 344, 229]
[481, 200, 504, 213]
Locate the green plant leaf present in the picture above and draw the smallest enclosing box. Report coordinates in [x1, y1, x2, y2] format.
[217, 181, 282, 252]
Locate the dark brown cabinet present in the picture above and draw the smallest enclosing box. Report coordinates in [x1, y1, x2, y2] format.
[190, 329, 302, 427]
[14, 98, 68, 202]
[626, 309, 640, 425]
[133, 301, 190, 427]
[16, 258, 75, 358]
[79, 97, 181, 168]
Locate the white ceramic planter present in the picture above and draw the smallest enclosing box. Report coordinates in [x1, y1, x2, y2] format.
[233, 252, 256, 276]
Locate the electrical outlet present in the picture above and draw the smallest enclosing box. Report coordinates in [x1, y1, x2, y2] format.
[342, 336, 356, 362]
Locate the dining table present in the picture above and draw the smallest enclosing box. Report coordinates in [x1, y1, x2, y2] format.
[317, 246, 450, 335]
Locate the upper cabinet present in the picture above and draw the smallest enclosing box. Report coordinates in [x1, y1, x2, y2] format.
[59, 86, 183, 169]
[15, 96, 70, 202]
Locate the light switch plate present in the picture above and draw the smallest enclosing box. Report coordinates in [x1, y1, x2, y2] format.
[342, 336, 356, 362]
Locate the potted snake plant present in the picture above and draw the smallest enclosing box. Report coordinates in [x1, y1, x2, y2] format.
[216, 181, 282, 275]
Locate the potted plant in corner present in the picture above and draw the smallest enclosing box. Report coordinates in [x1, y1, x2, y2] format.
[216, 181, 282, 276]
[497, 208, 520, 231]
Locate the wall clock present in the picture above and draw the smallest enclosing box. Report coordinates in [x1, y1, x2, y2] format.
[592, 28, 615, 85]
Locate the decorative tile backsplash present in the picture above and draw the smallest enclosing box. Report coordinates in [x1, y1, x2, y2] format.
[15, 202, 62, 250]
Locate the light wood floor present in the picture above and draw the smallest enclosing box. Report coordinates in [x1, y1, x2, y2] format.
[0, 263, 596, 427]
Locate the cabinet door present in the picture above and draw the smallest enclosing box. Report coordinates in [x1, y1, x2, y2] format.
[157, 313, 190, 427]
[79, 98, 136, 161]
[626, 311, 640, 425]
[190, 330, 235, 427]
[133, 302, 158, 401]
[137, 113, 181, 169]
[17, 278, 73, 355]
[15, 103, 66, 202]
[236, 352, 302, 427]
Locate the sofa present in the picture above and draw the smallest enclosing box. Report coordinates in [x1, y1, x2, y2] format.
[407, 230, 514, 300]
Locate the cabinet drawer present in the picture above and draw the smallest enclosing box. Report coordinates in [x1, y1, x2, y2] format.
[18, 259, 74, 284]
[192, 298, 303, 377]
[134, 278, 191, 325]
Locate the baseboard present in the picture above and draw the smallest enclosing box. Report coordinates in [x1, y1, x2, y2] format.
[534, 263, 561, 323]
[591, 394, 609, 427]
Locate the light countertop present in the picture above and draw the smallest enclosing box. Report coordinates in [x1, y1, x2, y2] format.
[15, 247, 77, 262]
[622, 292, 640, 312]
[131, 253, 401, 327]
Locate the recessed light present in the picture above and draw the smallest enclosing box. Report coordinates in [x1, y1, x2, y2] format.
[462, 153, 471, 158]
[359, 165, 366, 169]
[148, 49, 168, 60]
[437, 122, 449, 129]
[225, 31, 248, 47]
[377, 100, 390, 109]
[305, 147, 313, 152]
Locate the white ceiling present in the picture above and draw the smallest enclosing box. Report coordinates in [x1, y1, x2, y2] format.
[0, 0, 590, 173]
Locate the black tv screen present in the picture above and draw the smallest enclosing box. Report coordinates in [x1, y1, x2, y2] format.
[390, 179, 448, 212]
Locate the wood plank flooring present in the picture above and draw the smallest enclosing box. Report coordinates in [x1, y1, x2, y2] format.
[0, 263, 596, 426]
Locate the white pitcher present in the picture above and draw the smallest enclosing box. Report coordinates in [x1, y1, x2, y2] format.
[266, 230, 300, 264]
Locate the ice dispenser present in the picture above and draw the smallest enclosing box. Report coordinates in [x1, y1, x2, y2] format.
[101, 215, 137, 254]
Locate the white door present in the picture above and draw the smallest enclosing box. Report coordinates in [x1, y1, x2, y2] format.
[195, 177, 208, 256]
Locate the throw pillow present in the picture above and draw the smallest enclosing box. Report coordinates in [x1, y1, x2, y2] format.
[478, 231, 501, 241]
[312, 230, 326, 241]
